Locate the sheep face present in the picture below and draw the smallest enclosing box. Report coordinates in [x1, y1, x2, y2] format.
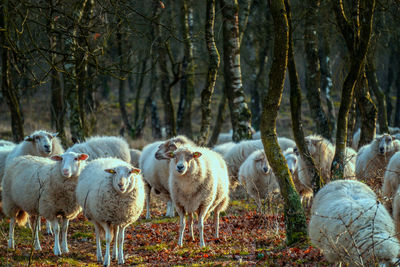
[285, 153, 298, 175]
[104, 166, 141, 194]
[167, 149, 202, 176]
[254, 152, 270, 175]
[377, 134, 396, 155]
[51, 152, 89, 178]
[155, 136, 192, 160]
[305, 138, 322, 156]
[25, 131, 58, 156]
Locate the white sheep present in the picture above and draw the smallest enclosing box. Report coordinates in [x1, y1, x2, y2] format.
[139, 136, 195, 219]
[356, 134, 400, 181]
[392, 186, 400, 233]
[309, 180, 400, 266]
[67, 136, 131, 163]
[352, 128, 379, 150]
[382, 151, 400, 212]
[130, 148, 141, 167]
[167, 145, 229, 247]
[216, 132, 232, 144]
[0, 140, 14, 147]
[238, 149, 279, 212]
[224, 137, 296, 181]
[212, 142, 235, 157]
[0, 145, 15, 185]
[2, 152, 89, 255]
[76, 158, 145, 266]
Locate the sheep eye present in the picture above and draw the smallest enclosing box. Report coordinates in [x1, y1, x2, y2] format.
[35, 136, 40, 140]
[74, 158, 78, 161]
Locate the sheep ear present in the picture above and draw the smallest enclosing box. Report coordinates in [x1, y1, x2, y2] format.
[168, 142, 178, 151]
[193, 152, 202, 158]
[24, 135, 34, 142]
[105, 169, 116, 174]
[52, 132, 58, 138]
[165, 151, 175, 158]
[130, 168, 141, 174]
[51, 155, 63, 161]
[78, 153, 89, 161]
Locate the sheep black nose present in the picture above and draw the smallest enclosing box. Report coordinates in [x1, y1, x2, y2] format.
[263, 167, 269, 173]
[177, 165, 184, 172]
[44, 145, 50, 151]
[380, 147, 385, 153]
[289, 168, 294, 174]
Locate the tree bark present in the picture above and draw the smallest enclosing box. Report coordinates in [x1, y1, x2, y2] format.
[285, 0, 322, 193]
[304, 0, 331, 140]
[208, 91, 228, 147]
[198, 0, 220, 146]
[386, 48, 395, 125]
[331, 0, 375, 180]
[177, 0, 195, 138]
[133, 59, 146, 127]
[221, 0, 253, 142]
[0, 0, 24, 142]
[238, 0, 252, 46]
[395, 71, 400, 127]
[261, 0, 307, 246]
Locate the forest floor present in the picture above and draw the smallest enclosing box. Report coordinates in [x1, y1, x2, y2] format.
[0, 192, 328, 267]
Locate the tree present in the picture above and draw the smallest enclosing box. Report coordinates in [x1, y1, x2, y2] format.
[220, 0, 253, 142]
[260, 0, 307, 245]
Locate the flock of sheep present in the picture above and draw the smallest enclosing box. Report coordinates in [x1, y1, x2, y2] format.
[1, 127, 400, 266]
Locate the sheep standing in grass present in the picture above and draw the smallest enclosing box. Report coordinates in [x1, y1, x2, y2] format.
[130, 148, 141, 167]
[238, 149, 279, 212]
[67, 136, 131, 163]
[356, 134, 400, 181]
[212, 142, 235, 157]
[309, 180, 400, 266]
[167, 145, 229, 247]
[76, 158, 144, 266]
[382, 151, 400, 212]
[2, 152, 89, 255]
[140, 136, 194, 219]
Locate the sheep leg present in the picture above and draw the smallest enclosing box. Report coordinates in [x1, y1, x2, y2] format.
[33, 216, 42, 251]
[214, 210, 220, 238]
[8, 218, 15, 249]
[198, 215, 206, 248]
[256, 197, 262, 213]
[46, 220, 53, 235]
[94, 222, 103, 262]
[117, 226, 126, 264]
[51, 219, 61, 256]
[61, 218, 69, 253]
[112, 225, 119, 260]
[101, 222, 112, 267]
[178, 214, 186, 247]
[166, 200, 175, 217]
[188, 213, 194, 241]
[145, 183, 151, 219]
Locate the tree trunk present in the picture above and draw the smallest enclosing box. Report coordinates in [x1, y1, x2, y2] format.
[208, 91, 228, 147]
[304, 0, 331, 140]
[238, 0, 252, 46]
[0, 0, 24, 142]
[386, 48, 395, 125]
[366, 56, 388, 133]
[198, 0, 220, 146]
[177, 0, 195, 138]
[151, 100, 162, 139]
[133, 59, 146, 127]
[347, 97, 357, 146]
[395, 71, 400, 127]
[285, 0, 322, 193]
[261, 0, 307, 246]
[221, 0, 253, 142]
[331, 0, 375, 180]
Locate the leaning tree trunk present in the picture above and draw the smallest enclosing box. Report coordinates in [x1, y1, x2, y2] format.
[208, 91, 228, 147]
[331, 0, 375, 180]
[198, 0, 220, 146]
[285, 0, 322, 193]
[304, 0, 331, 140]
[238, 0, 252, 46]
[395, 71, 400, 127]
[261, 0, 307, 246]
[177, 0, 195, 138]
[0, 1, 24, 142]
[221, 0, 253, 142]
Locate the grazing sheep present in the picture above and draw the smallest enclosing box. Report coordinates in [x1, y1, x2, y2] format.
[2, 152, 89, 255]
[238, 149, 279, 212]
[76, 158, 145, 266]
[0, 140, 14, 147]
[67, 136, 131, 163]
[356, 134, 400, 182]
[352, 128, 379, 151]
[167, 145, 229, 247]
[309, 180, 400, 266]
[130, 148, 141, 167]
[283, 148, 313, 206]
[216, 132, 232, 144]
[382, 151, 400, 212]
[212, 142, 235, 157]
[140, 136, 195, 219]
[224, 137, 295, 181]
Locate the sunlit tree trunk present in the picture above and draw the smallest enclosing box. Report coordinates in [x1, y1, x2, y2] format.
[261, 0, 307, 246]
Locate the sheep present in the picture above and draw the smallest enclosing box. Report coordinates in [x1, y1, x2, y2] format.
[67, 136, 131, 163]
[224, 137, 296, 181]
[352, 128, 380, 150]
[392, 187, 400, 233]
[216, 132, 232, 144]
[356, 134, 400, 182]
[130, 148, 141, 167]
[2, 152, 89, 255]
[139, 135, 195, 219]
[283, 148, 313, 206]
[0, 140, 14, 147]
[212, 142, 235, 157]
[382, 151, 400, 212]
[309, 180, 400, 266]
[0, 145, 15, 185]
[76, 158, 145, 266]
[238, 149, 279, 212]
[167, 145, 229, 247]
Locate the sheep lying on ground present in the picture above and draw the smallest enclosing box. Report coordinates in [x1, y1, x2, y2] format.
[76, 158, 144, 266]
[238, 149, 279, 212]
[356, 134, 400, 181]
[2, 152, 89, 255]
[382, 151, 400, 212]
[130, 148, 141, 167]
[167, 145, 229, 247]
[67, 136, 130, 163]
[212, 142, 235, 157]
[140, 136, 194, 219]
[0, 140, 14, 147]
[309, 180, 400, 266]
